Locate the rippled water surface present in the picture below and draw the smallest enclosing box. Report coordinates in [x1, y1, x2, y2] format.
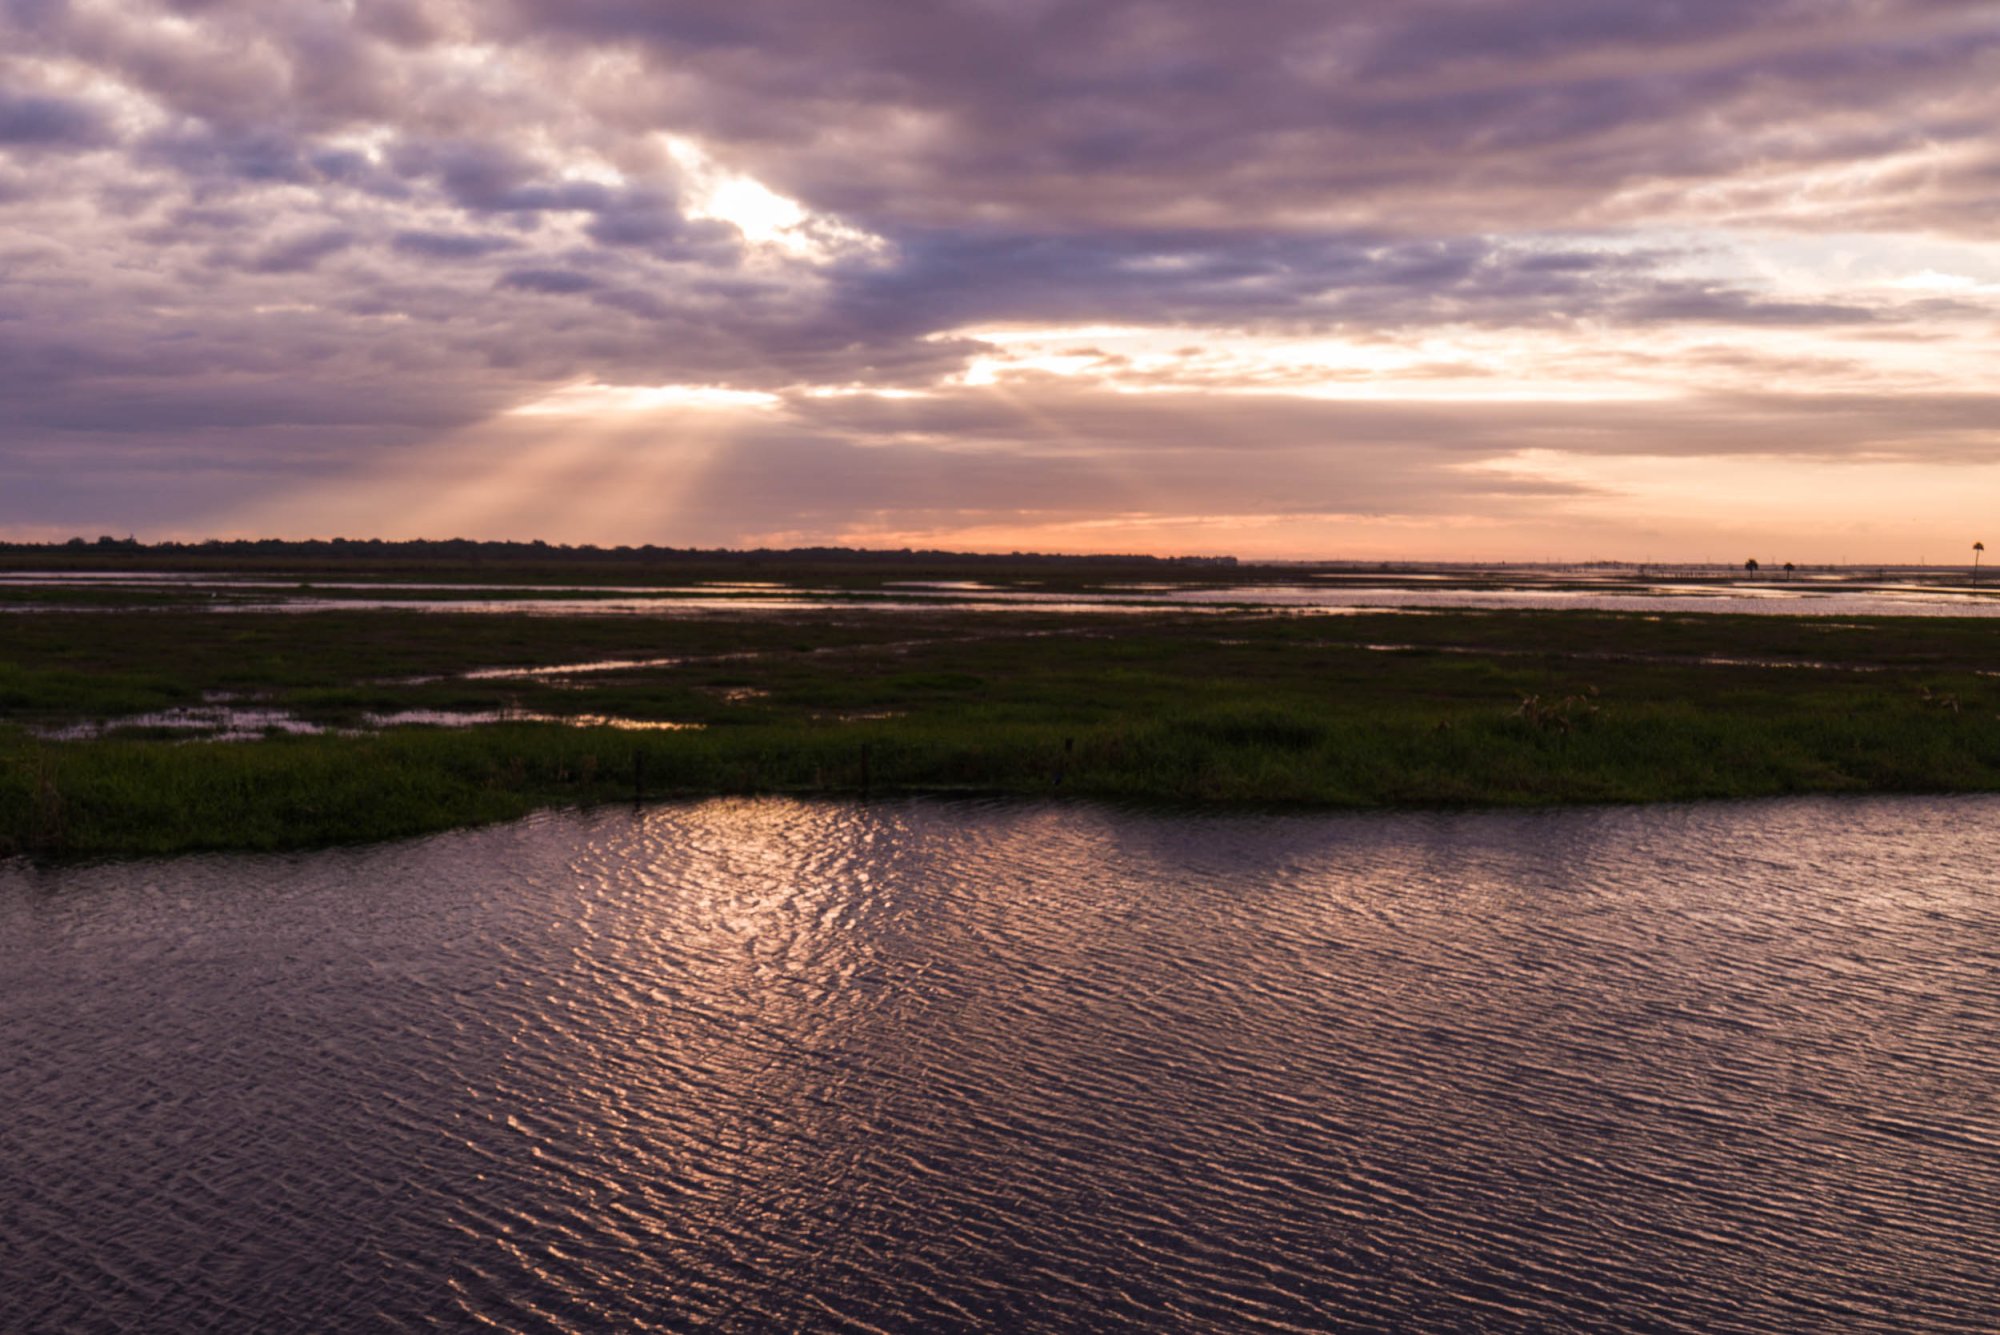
[4, 797, 1997, 1332]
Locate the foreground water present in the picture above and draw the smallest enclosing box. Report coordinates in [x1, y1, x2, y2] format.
[3, 798, 1996, 1332]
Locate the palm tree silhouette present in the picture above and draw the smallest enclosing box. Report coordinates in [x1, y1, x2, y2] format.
[1976, 541, 1986, 586]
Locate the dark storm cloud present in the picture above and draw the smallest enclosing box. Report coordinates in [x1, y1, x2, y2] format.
[387, 139, 612, 215]
[247, 225, 357, 274]
[582, 195, 744, 260]
[1343, 0, 1971, 75]
[351, 0, 447, 49]
[496, 0, 2000, 231]
[0, 92, 114, 147]
[138, 122, 323, 189]
[1616, 287, 1883, 327]
[824, 230, 1691, 337]
[497, 268, 599, 295]
[391, 228, 518, 259]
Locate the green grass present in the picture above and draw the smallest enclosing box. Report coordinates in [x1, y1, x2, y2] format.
[4, 604, 2000, 857]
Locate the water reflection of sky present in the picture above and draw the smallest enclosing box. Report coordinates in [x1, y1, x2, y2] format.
[5, 569, 2000, 617]
[5, 795, 1996, 1332]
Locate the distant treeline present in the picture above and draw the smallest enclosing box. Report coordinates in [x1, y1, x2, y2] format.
[3, 535, 1238, 567]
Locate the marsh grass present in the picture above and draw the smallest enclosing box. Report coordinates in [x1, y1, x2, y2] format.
[4, 605, 2000, 856]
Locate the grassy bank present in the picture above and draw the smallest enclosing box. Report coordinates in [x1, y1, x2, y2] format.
[5, 605, 2000, 857]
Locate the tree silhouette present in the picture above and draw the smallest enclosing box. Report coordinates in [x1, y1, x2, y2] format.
[1976, 541, 1986, 586]
[1744, 558, 1760, 573]
[1783, 561, 1795, 580]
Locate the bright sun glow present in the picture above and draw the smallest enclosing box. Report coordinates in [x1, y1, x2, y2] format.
[659, 135, 883, 262]
[506, 382, 782, 416]
[703, 175, 806, 242]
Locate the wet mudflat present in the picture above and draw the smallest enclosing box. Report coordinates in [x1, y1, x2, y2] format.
[8, 563, 2000, 617]
[3, 795, 1996, 1331]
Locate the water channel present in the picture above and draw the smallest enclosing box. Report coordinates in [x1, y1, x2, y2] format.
[3, 796, 1995, 1331]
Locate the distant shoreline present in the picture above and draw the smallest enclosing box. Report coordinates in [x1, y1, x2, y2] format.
[0, 540, 1981, 583]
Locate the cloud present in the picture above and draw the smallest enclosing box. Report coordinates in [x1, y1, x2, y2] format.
[390, 227, 518, 259]
[4, 0, 2000, 556]
[0, 93, 114, 148]
[483, 0, 2000, 234]
[247, 225, 357, 273]
[496, 267, 600, 295]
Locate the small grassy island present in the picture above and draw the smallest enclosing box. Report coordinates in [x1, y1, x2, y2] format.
[4, 547, 1999, 857]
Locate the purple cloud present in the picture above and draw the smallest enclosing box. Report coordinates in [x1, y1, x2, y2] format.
[3, 0, 1999, 554]
[0, 92, 113, 148]
[497, 267, 600, 294]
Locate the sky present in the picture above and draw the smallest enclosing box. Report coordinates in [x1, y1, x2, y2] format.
[4, 0, 2000, 561]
